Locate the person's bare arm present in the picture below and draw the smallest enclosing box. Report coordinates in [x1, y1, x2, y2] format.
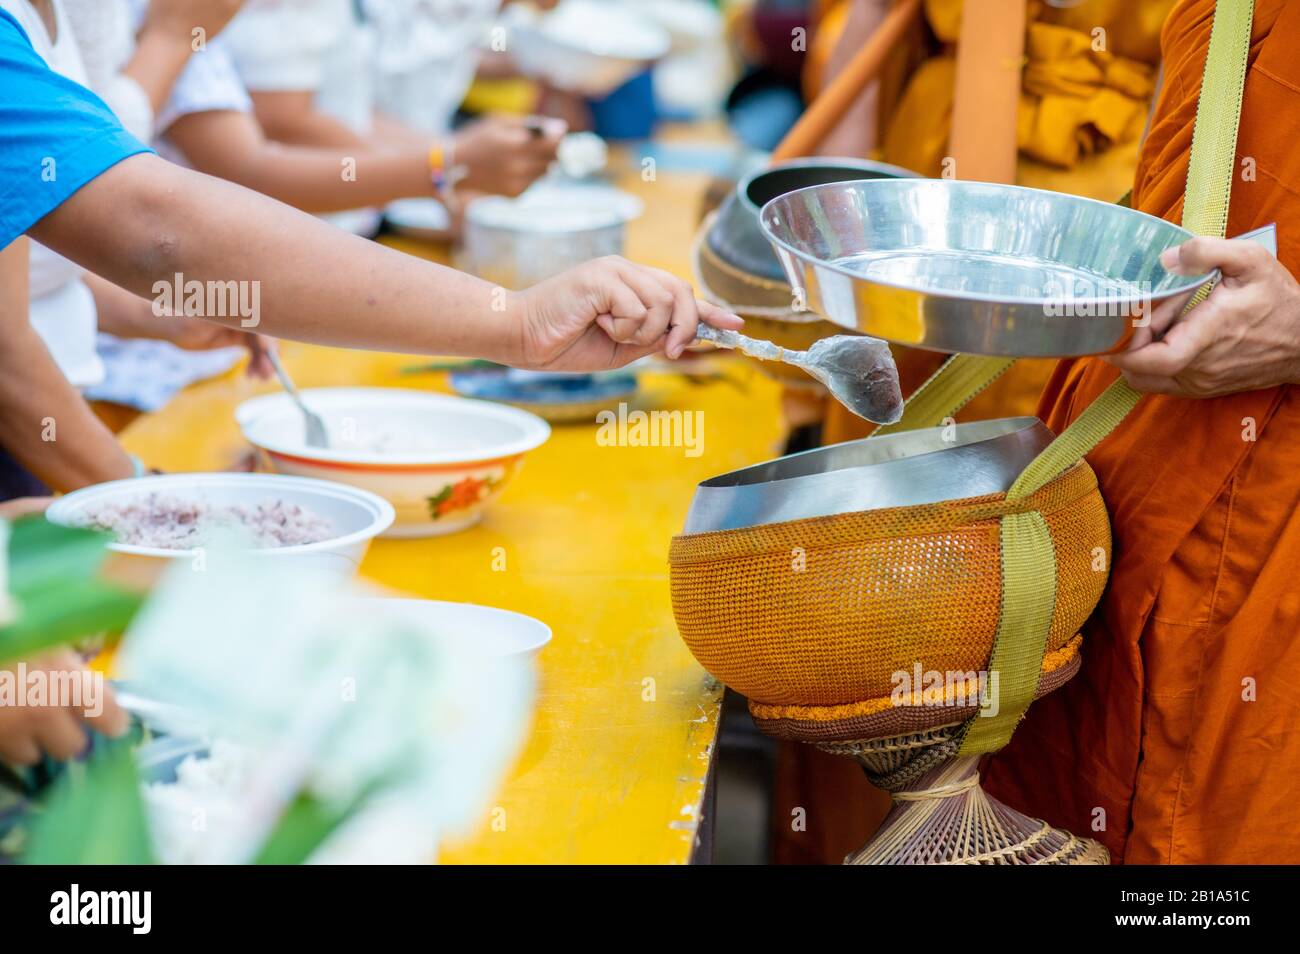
[371, 113, 431, 151]
[0, 239, 134, 492]
[120, 27, 197, 114]
[31, 155, 495, 354]
[84, 271, 171, 339]
[815, 0, 888, 157]
[189, 105, 561, 201]
[165, 110, 438, 212]
[28, 154, 742, 368]
[86, 271, 272, 377]
[249, 89, 368, 148]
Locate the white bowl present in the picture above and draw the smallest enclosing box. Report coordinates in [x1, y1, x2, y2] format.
[46, 473, 394, 582]
[505, 1, 671, 97]
[360, 598, 551, 658]
[236, 388, 551, 538]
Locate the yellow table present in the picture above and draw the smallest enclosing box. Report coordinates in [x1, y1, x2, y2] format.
[118, 142, 786, 863]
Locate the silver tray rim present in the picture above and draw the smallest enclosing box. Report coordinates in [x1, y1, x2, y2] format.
[758, 178, 1214, 310]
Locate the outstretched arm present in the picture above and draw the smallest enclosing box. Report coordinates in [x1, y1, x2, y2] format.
[28, 154, 739, 370]
[165, 109, 440, 213]
[171, 106, 561, 203]
[247, 89, 367, 149]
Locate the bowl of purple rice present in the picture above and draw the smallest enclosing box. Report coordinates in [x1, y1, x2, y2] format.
[46, 473, 395, 583]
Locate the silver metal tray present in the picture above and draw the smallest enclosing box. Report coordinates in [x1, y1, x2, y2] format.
[682, 416, 1053, 534]
[759, 179, 1213, 356]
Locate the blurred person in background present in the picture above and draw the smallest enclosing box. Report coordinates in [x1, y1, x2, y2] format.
[63, 1, 560, 236]
[215, 0, 562, 237]
[720, 0, 812, 150]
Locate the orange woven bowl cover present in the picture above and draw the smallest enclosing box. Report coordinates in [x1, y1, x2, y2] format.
[669, 461, 1110, 727]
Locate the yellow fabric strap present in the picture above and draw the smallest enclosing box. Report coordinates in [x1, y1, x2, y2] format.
[871, 355, 1018, 436]
[958, 511, 1057, 753]
[957, 0, 1254, 754]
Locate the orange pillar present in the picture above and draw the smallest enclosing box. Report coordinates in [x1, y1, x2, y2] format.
[948, 0, 1026, 184]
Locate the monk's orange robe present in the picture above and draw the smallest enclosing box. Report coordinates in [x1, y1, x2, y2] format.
[984, 0, 1300, 863]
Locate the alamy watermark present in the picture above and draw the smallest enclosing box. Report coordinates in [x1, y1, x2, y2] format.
[891, 662, 1000, 718]
[595, 403, 704, 458]
[50, 884, 151, 934]
[1042, 277, 1154, 324]
[153, 272, 260, 328]
[0, 662, 106, 717]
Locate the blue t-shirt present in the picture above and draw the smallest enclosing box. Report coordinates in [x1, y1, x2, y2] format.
[0, 9, 151, 248]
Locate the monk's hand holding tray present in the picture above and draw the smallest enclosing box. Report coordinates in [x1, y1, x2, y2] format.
[1107, 225, 1297, 398]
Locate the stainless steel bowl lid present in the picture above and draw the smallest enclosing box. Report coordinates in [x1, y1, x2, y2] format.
[682, 417, 1053, 534]
[757, 179, 1215, 357]
[706, 157, 919, 283]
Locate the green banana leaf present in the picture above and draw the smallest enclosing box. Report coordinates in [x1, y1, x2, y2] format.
[0, 517, 143, 665]
[23, 736, 155, 865]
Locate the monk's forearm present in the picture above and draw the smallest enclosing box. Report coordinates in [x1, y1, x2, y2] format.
[29, 155, 523, 363]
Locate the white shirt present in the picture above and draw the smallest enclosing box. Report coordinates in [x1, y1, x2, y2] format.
[116, 0, 252, 161]
[0, 0, 104, 387]
[364, 0, 497, 135]
[219, 0, 381, 234]
[61, 0, 153, 142]
[221, 0, 373, 133]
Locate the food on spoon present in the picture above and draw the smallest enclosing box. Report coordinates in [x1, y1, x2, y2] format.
[78, 493, 333, 550]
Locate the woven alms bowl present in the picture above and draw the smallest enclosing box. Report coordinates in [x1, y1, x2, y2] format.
[669, 423, 1110, 744]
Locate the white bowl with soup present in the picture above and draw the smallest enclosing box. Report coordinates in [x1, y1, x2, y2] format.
[236, 388, 551, 538]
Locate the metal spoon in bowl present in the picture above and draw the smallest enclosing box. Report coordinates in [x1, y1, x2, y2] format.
[265, 348, 329, 448]
[695, 324, 903, 424]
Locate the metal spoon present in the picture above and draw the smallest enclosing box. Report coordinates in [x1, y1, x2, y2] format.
[695, 324, 903, 424]
[265, 348, 329, 448]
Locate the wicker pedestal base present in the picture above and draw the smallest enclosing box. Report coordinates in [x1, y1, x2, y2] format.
[813, 740, 1109, 865]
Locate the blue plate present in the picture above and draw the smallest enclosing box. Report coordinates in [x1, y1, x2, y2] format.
[449, 369, 638, 424]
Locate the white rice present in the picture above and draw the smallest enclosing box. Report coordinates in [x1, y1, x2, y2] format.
[144, 740, 251, 865]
